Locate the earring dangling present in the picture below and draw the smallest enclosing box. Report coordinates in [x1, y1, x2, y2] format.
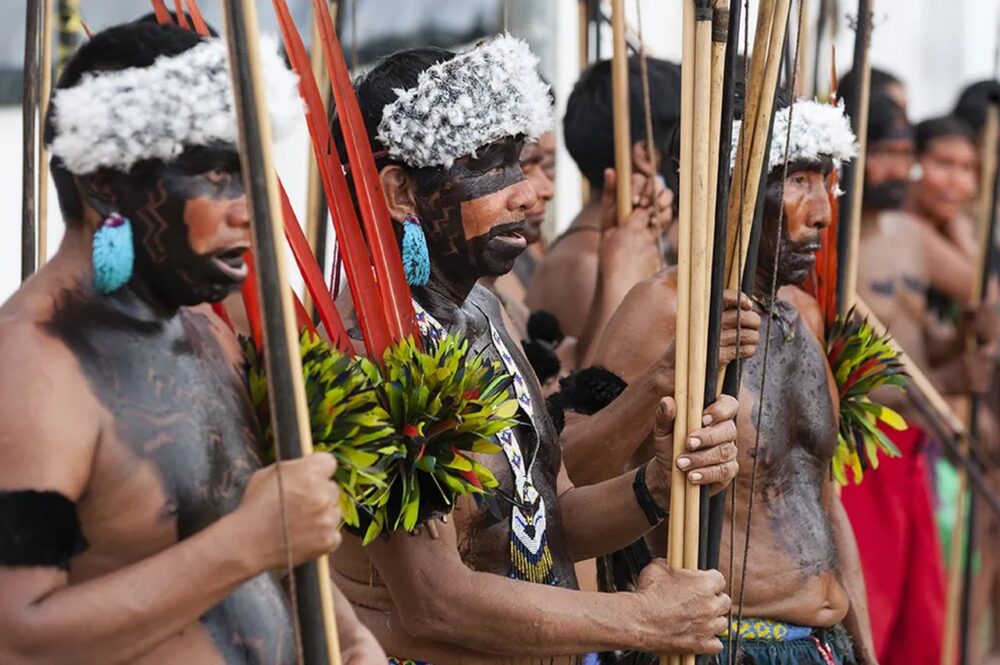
[91, 213, 135, 294]
[401, 215, 430, 286]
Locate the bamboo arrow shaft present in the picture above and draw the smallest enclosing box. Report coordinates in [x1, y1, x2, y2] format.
[221, 2, 341, 663]
[22, 0, 41, 282]
[611, 0, 632, 224]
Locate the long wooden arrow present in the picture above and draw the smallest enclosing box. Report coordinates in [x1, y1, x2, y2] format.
[220, 2, 341, 662]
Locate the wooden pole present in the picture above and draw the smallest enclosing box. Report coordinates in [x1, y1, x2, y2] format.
[303, 2, 336, 319]
[37, 0, 52, 269]
[611, 0, 632, 224]
[703, 0, 740, 577]
[725, 0, 790, 293]
[667, 5, 696, 665]
[681, 8, 715, 665]
[836, 0, 872, 314]
[221, 2, 341, 663]
[22, 0, 41, 282]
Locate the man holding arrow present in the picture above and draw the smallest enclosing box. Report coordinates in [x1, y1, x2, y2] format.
[331, 36, 746, 664]
[0, 18, 382, 664]
[593, 97, 877, 664]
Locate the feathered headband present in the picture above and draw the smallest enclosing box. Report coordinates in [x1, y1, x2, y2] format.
[48, 37, 301, 176]
[732, 99, 858, 174]
[376, 34, 553, 169]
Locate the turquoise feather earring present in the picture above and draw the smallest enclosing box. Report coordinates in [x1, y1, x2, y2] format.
[401, 215, 430, 286]
[91, 213, 134, 294]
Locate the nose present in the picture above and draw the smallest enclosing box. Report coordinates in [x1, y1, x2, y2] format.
[535, 172, 555, 203]
[227, 196, 251, 230]
[507, 178, 539, 213]
[807, 182, 832, 230]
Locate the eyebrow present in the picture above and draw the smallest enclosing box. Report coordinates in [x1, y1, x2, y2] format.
[173, 146, 241, 172]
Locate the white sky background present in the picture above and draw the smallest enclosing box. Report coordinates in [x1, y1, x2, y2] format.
[2, 0, 999, 301]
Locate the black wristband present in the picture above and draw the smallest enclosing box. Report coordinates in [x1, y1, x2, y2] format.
[633, 464, 669, 526]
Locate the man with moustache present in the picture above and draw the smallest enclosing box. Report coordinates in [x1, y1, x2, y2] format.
[330, 37, 744, 663]
[591, 98, 876, 664]
[0, 18, 382, 665]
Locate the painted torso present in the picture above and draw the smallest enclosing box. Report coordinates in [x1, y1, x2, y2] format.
[720, 289, 849, 628]
[334, 285, 578, 664]
[47, 293, 294, 665]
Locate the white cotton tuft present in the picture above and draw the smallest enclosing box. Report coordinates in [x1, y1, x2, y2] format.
[48, 37, 302, 175]
[729, 99, 858, 175]
[376, 33, 553, 169]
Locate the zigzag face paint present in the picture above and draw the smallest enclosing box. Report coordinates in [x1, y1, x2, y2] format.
[110, 144, 251, 308]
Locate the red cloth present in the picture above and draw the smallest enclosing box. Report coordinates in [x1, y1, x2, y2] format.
[841, 424, 946, 665]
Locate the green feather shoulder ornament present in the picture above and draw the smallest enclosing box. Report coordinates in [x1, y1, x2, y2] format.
[245, 332, 518, 545]
[826, 307, 909, 485]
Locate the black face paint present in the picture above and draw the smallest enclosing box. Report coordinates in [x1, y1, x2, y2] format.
[412, 138, 529, 281]
[108, 144, 249, 309]
[862, 180, 908, 210]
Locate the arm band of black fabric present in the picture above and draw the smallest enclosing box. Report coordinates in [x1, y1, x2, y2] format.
[0, 490, 88, 570]
[633, 463, 669, 526]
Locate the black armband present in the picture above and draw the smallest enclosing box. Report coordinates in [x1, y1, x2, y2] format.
[0, 490, 88, 569]
[633, 464, 668, 526]
[557, 366, 628, 415]
[545, 392, 566, 435]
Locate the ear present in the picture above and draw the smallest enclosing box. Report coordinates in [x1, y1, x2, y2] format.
[76, 169, 119, 217]
[631, 140, 658, 178]
[379, 164, 419, 223]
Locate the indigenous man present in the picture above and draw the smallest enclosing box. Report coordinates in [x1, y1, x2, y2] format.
[0, 19, 381, 664]
[527, 56, 678, 364]
[593, 98, 877, 663]
[332, 37, 741, 663]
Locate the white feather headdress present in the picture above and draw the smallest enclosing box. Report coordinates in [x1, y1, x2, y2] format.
[731, 99, 858, 173]
[48, 37, 302, 176]
[376, 34, 553, 169]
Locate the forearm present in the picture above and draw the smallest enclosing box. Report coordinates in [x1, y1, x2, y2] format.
[830, 495, 876, 662]
[576, 275, 632, 369]
[332, 581, 387, 664]
[1, 515, 258, 665]
[560, 467, 662, 560]
[415, 568, 648, 656]
[561, 369, 671, 486]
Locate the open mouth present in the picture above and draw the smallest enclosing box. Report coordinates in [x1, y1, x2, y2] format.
[211, 247, 250, 282]
[489, 220, 528, 253]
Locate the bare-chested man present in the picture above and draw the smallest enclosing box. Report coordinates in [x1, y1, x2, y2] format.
[527, 56, 679, 365]
[593, 98, 876, 663]
[330, 37, 744, 663]
[0, 19, 381, 664]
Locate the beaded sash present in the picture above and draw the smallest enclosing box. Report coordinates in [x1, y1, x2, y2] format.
[412, 300, 557, 584]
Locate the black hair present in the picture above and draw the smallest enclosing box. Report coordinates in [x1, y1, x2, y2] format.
[914, 115, 976, 155]
[45, 19, 205, 224]
[334, 46, 458, 166]
[562, 56, 682, 190]
[953, 80, 1000, 135]
[663, 81, 792, 198]
[837, 66, 902, 115]
[866, 92, 911, 144]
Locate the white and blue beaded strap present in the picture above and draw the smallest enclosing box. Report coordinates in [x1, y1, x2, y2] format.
[411, 299, 557, 584]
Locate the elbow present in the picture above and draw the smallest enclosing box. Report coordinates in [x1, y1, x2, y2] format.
[395, 585, 461, 643]
[0, 627, 62, 665]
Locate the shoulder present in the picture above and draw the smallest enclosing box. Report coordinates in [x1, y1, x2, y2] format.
[0, 321, 100, 496]
[781, 286, 825, 341]
[592, 267, 677, 381]
[184, 304, 246, 367]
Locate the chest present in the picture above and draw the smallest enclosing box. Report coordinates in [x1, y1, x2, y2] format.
[740, 308, 838, 464]
[56, 310, 261, 540]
